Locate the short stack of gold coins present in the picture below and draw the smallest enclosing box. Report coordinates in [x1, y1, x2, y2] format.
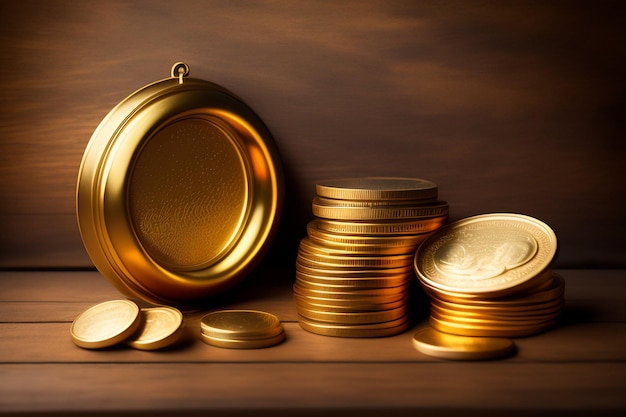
[200, 310, 286, 349]
[294, 177, 449, 337]
[413, 213, 564, 340]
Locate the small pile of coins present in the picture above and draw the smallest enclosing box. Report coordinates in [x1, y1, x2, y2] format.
[200, 310, 285, 349]
[294, 177, 449, 337]
[412, 213, 563, 358]
[70, 299, 184, 350]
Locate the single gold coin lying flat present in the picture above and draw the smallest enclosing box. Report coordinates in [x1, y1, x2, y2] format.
[429, 315, 559, 338]
[430, 297, 564, 317]
[297, 314, 409, 338]
[314, 196, 431, 208]
[295, 271, 412, 289]
[430, 306, 561, 327]
[312, 198, 449, 221]
[415, 213, 558, 297]
[295, 296, 408, 313]
[316, 177, 438, 201]
[70, 299, 141, 349]
[315, 217, 447, 236]
[307, 220, 429, 246]
[294, 291, 410, 309]
[412, 326, 515, 360]
[298, 305, 407, 324]
[298, 246, 414, 269]
[299, 236, 416, 257]
[200, 330, 285, 349]
[126, 306, 184, 350]
[200, 310, 283, 340]
[296, 261, 414, 277]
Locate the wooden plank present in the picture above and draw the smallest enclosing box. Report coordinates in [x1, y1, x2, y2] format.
[0, 362, 624, 415]
[1, 320, 625, 364]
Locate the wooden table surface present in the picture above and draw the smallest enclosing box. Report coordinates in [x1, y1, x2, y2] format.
[1, 268, 625, 416]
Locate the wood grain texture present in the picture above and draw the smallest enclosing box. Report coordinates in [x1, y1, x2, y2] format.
[0, 1, 625, 268]
[0, 269, 625, 416]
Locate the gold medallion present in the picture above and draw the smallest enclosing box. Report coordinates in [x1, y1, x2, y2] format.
[70, 299, 141, 349]
[76, 62, 283, 306]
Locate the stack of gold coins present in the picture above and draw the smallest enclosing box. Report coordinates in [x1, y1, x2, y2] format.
[295, 177, 449, 337]
[200, 310, 285, 349]
[414, 213, 563, 339]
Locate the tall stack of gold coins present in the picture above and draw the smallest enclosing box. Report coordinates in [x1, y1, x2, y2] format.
[294, 177, 449, 337]
[413, 213, 564, 339]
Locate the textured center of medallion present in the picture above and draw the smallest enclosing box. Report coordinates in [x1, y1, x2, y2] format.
[128, 117, 248, 270]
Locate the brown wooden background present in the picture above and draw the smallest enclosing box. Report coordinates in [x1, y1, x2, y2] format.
[1, 0, 625, 270]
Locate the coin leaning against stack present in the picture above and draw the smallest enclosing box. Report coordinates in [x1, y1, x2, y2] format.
[413, 213, 563, 343]
[295, 177, 449, 337]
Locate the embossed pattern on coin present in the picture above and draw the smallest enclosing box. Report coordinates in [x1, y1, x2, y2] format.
[70, 299, 141, 349]
[126, 306, 184, 350]
[414, 214, 563, 340]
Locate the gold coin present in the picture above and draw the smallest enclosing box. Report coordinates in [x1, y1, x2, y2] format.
[430, 305, 561, 327]
[306, 236, 422, 256]
[420, 272, 564, 306]
[126, 306, 184, 350]
[295, 271, 412, 288]
[70, 299, 141, 349]
[412, 326, 515, 360]
[430, 297, 564, 316]
[299, 236, 417, 256]
[297, 314, 409, 337]
[295, 296, 409, 313]
[297, 247, 414, 269]
[313, 196, 434, 208]
[415, 213, 558, 297]
[315, 216, 447, 236]
[294, 292, 410, 309]
[200, 330, 285, 349]
[293, 285, 409, 304]
[296, 260, 414, 277]
[429, 315, 559, 338]
[293, 281, 406, 296]
[312, 198, 449, 221]
[296, 275, 402, 291]
[296, 255, 413, 272]
[315, 177, 438, 201]
[200, 310, 283, 340]
[308, 220, 430, 245]
[297, 305, 407, 324]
